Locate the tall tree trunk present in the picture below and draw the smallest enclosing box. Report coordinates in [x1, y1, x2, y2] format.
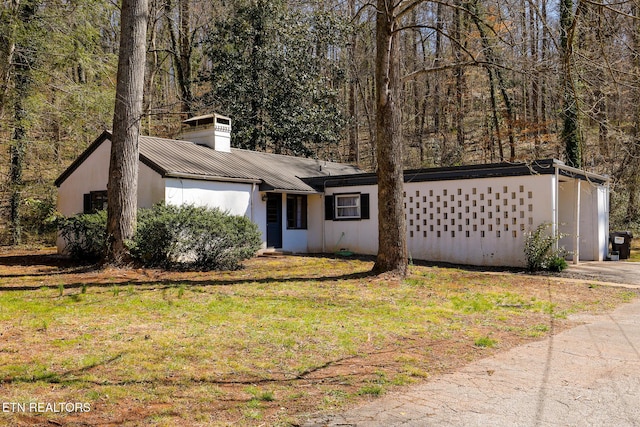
[540, 0, 549, 136]
[488, 69, 504, 162]
[7, 0, 38, 245]
[471, 0, 515, 161]
[0, 14, 16, 118]
[106, 0, 148, 264]
[10, 72, 27, 245]
[529, 0, 541, 156]
[625, 2, 640, 225]
[165, 0, 194, 116]
[453, 0, 466, 165]
[560, 0, 581, 167]
[347, 0, 359, 164]
[433, 2, 443, 142]
[372, 0, 407, 276]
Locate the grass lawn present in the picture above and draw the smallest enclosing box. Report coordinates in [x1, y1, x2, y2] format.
[0, 248, 638, 426]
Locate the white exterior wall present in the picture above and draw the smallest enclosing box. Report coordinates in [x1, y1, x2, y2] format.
[597, 185, 610, 260]
[138, 163, 165, 209]
[163, 179, 274, 250]
[282, 201, 307, 253]
[254, 192, 267, 250]
[57, 141, 112, 217]
[402, 175, 554, 267]
[280, 194, 321, 253]
[558, 178, 609, 261]
[57, 140, 167, 252]
[307, 194, 324, 252]
[324, 175, 557, 267]
[164, 178, 253, 216]
[57, 140, 167, 218]
[325, 185, 379, 255]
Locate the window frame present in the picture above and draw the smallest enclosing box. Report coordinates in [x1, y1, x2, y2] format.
[334, 193, 361, 220]
[286, 194, 308, 230]
[83, 190, 108, 214]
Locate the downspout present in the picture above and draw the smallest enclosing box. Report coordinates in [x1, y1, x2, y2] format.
[321, 178, 332, 254]
[250, 183, 255, 222]
[322, 193, 326, 253]
[573, 179, 581, 264]
[553, 166, 559, 253]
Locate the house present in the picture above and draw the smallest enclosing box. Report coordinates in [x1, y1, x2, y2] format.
[56, 114, 611, 267]
[55, 114, 363, 254]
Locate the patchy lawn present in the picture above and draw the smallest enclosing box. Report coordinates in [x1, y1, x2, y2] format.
[0, 248, 637, 426]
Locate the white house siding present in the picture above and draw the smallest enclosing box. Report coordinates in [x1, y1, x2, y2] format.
[324, 185, 379, 255]
[58, 140, 166, 218]
[138, 162, 165, 209]
[324, 175, 563, 267]
[57, 140, 112, 217]
[164, 178, 253, 216]
[306, 194, 324, 252]
[56, 140, 167, 252]
[163, 179, 278, 251]
[402, 175, 555, 267]
[597, 185, 610, 260]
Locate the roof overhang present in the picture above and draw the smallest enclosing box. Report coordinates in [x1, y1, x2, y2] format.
[161, 171, 261, 184]
[302, 159, 610, 191]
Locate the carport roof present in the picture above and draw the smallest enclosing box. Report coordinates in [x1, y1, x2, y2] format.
[302, 159, 610, 190]
[54, 131, 363, 193]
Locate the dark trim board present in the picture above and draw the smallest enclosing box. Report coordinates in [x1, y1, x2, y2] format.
[302, 159, 609, 191]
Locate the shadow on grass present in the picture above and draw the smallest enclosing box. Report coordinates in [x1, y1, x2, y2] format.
[0, 348, 380, 388]
[1, 353, 124, 385]
[0, 253, 101, 278]
[0, 251, 528, 293]
[0, 269, 377, 292]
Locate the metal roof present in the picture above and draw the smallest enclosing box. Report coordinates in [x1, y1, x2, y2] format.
[55, 131, 363, 193]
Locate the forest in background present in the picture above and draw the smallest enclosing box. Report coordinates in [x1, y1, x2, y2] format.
[1, 0, 639, 245]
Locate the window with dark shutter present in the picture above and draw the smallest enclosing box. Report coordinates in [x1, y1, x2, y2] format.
[83, 190, 108, 213]
[325, 195, 334, 220]
[327, 193, 371, 221]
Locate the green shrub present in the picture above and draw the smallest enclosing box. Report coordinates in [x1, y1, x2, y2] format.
[59, 204, 261, 270]
[131, 204, 262, 271]
[547, 256, 568, 272]
[524, 223, 568, 272]
[58, 210, 107, 261]
[22, 197, 59, 243]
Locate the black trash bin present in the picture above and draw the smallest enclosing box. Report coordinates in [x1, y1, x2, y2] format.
[610, 231, 633, 260]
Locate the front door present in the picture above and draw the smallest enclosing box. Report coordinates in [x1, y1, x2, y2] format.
[266, 193, 282, 248]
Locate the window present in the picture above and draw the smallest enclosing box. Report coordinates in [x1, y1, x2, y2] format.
[286, 195, 307, 229]
[325, 193, 370, 221]
[335, 194, 360, 219]
[83, 190, 107, 213]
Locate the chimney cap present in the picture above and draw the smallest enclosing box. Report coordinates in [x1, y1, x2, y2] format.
[183, 113, 231, 127]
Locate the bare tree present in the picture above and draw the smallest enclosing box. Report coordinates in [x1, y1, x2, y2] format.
[105, 0, 149, 263]
[372, 0, 409, 276]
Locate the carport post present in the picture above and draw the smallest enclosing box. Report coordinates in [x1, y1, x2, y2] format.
[573, 179, 581, 264]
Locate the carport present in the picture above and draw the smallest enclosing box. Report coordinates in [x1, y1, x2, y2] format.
[554, 162, 610, 264]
